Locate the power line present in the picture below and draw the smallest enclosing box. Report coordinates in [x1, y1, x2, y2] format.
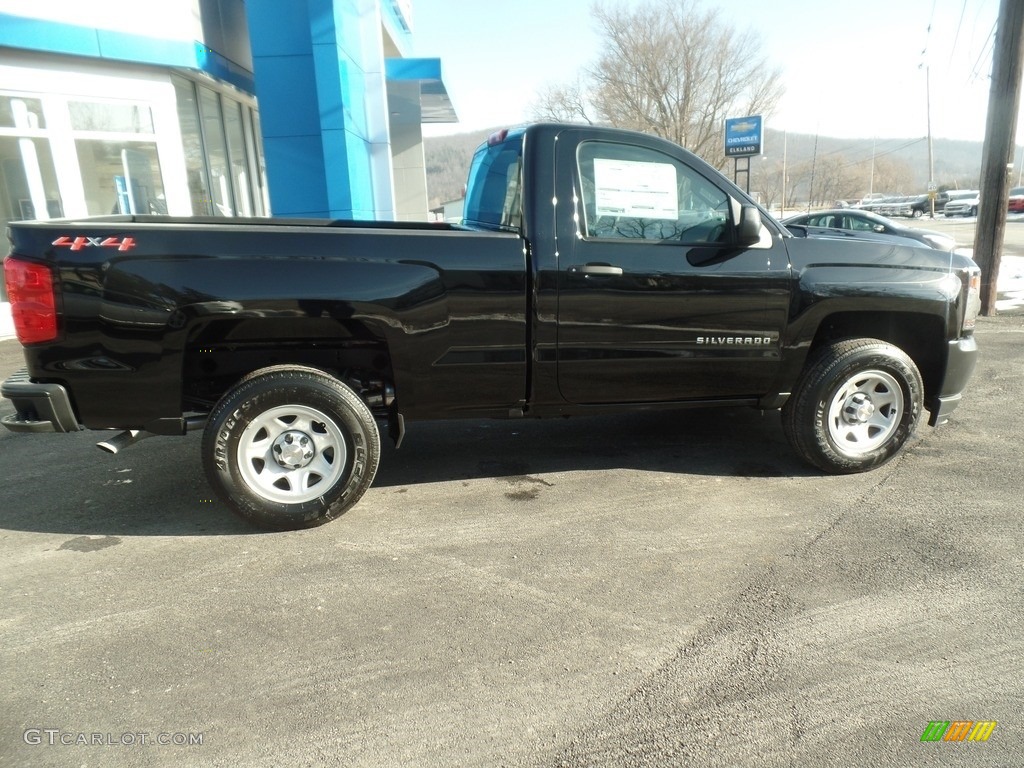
[922, 0, 938, 61]
[969, 19, 997, 82]
[948, 0, 969, 70]
[836, 138, 927, 171]
[812, 137, 927, 168]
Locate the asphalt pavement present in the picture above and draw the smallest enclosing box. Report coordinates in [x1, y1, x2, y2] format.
[1, 313, 1022, 767]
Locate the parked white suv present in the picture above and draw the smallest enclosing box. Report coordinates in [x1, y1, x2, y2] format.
[943, 190, 980, 217]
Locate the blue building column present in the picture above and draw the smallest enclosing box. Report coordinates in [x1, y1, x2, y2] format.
[245, 0, 395, 219]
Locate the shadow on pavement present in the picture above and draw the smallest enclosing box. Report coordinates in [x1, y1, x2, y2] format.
[0, 405, 813, 537]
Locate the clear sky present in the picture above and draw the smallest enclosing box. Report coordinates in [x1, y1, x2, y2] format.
[411, 0, 1003, 142]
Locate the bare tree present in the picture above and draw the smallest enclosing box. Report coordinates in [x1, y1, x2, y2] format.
[532, 77, 596, 125]
[872, 157, 917, 195]
[753, 159, 783, 210]
[811, 156, 863, 207]
[534, 0, 783, 168]
[787, 161, 814, 210]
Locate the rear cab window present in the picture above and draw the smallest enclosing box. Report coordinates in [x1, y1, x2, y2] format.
[462, 130, 524, 233]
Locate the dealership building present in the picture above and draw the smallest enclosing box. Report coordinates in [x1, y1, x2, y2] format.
[0, 0, 457, 334]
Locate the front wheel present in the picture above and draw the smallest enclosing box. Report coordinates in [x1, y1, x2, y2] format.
[782, 339, 923, 473]
[202, 366, 380, 530]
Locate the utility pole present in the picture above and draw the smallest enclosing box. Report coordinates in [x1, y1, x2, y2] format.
[926, 66, 936, 217]
[807, 133, 818, 213]
[869, 137, 875, 196]
[974, 0, 1024, 316]
[781, 130, 787, 218]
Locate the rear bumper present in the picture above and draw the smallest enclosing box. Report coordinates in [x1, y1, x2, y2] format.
[1, 368, 82, 433]
[927, 335, 979, 427]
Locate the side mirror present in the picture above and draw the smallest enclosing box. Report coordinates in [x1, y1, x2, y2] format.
[873, 224, 885, 233]
[737, 206, 762, 245]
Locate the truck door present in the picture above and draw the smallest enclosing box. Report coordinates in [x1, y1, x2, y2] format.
[554, 130, 791, 404]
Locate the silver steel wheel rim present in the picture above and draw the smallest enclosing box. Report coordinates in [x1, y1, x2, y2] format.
[237, 404, 348, 504]
[826, 369, 904, 456]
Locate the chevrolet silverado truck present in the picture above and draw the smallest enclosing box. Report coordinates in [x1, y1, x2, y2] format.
[2, 124, 981, 530]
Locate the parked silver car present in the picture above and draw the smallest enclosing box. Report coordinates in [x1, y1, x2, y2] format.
[782, 209, 957, 251]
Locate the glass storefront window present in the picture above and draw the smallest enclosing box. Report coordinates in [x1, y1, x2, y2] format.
[250, 109, 270, 215]
[2, 82, 266, 226]
[223, 98, 253, 216]
[75, 140, 166, 215]
[171, 78, 268, 218]
[1, 95, 46, 130]
[172, 77, 214, 216]
[197, 86, 234, 216]
[0, 137, 62, 219]
[69, 101, 154, 134]
[69, 98, 165, 216]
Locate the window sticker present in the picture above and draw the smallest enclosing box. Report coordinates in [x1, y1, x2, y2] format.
[593, 158, 678, 220]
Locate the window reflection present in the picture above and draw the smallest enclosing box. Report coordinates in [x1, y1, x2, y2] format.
[75, 140, 166, 214]
[0, 136, 62, 220]
[172, 77, 214, 216]
[69, 101, 154, 133]
[577, 142, 731, 243]
[224, 98, 252, 216]
[198, 86, 234, 216]
[1, 96, 46, 129]
[250, 109, 270, 215]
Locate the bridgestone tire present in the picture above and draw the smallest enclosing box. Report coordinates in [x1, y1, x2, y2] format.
[782, 339, 923, 474]
[202, 366, 380, 530]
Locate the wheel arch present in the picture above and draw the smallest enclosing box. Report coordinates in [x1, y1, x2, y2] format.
[180, 316, 397, 416]
[803, 310, 946, 402]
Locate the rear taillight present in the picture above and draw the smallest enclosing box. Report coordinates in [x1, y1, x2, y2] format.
[4, 256, 58, 344]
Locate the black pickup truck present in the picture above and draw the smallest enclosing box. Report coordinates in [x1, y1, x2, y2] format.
[2, 124, 981, 530]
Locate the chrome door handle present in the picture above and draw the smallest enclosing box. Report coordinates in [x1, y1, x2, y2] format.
[577, 264, 623, 276]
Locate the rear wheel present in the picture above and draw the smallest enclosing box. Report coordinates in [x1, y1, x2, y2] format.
[782, 339, 923, 473]
[202, 366, 380, 530]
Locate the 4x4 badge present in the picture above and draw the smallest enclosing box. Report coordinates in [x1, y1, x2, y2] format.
[52, 236, 137, 252]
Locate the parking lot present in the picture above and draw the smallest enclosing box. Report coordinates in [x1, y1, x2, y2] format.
[2, 237, 1023, 766]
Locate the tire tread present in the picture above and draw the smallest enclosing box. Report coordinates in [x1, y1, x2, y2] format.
[782, 338, 923, 474]
[201, 365, 381, 530]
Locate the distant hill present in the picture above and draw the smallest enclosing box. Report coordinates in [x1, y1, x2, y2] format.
[423, 129, 495, 210]
[761, 129, 987, 191]
[424, 126, 992, 211]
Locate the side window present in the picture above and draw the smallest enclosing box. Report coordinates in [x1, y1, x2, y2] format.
[848, 217, 876, 232]
[577, 141, 731, 244]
